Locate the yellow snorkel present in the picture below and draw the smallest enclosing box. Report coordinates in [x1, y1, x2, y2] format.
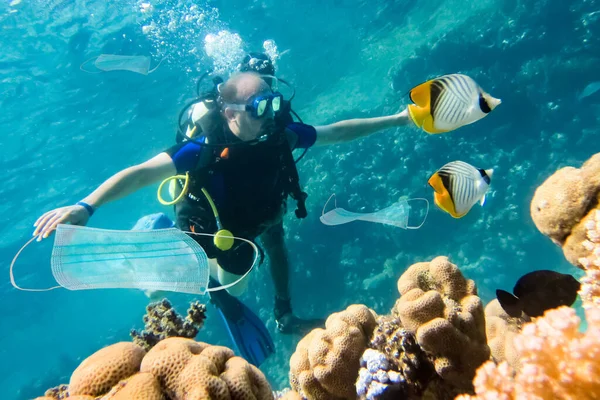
[157, 173, 234, 251]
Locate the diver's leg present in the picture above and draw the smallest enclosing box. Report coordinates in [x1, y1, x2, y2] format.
[260, 221, 291, 302]
[261, 222, 324, 334]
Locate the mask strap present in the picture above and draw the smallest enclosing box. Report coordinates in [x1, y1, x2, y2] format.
[186, 232, 259, 293]
[321, 193, 339, 217]
[147, 57, 166, 74]
[405, 198, 430, 229]
[10, 236, 62, 292]
[79, 56, 103, 74]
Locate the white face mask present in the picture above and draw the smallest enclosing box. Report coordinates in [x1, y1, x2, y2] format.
[12, 222, 258, 295]
[81, 54, 163, 75]
[320, 194, 429, 230]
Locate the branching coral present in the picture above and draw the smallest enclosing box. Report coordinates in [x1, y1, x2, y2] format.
[289, 304, 378, 400]
[394, 256, 490, 389]
[130, 298, 207, 351]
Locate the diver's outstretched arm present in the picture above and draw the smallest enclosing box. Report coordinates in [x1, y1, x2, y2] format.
[33, 153, 176, 240]
[313, 108, 410, 146]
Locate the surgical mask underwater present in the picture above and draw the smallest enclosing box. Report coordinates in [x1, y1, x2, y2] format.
[80, 54, 164, 75]
[320, 194, 429, 229]
[10, 224, 258, 295]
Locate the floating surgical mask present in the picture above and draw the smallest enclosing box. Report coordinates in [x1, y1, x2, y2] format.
[11, 224, 257, 295]
[320, 194, 429, 229]
[80, 54, 164, 75]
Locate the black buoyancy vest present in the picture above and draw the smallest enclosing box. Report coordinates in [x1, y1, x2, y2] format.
[177, 94, 308, 222]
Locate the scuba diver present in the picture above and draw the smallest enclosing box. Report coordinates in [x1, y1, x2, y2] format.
[32, 52, 413, 366]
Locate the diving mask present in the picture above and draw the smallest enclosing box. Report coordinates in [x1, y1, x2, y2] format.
[224, 92, 283, 119]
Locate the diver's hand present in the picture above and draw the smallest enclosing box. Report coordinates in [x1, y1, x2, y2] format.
[33, 205, 90, 241]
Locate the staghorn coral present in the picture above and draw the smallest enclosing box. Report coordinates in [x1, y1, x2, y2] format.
[289, 304, 378, 400]
[483, 300, 529, 369]
[530, 152, 600, 268]
[394, 256, 490, 389]
[368, 315, 435, 397]
[130, 298, 206, 351]
[69, 342, 146, 397]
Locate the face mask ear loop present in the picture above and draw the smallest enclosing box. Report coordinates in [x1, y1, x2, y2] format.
[80, 56, 102, 74]
[321, 193, 339, 218]
[10, 236, 62, 292]
[147, 57, 166, 74]
[188, 233, 259, 293]
[405, 198, 430, 230]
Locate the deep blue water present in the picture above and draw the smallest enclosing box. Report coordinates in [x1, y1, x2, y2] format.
[1, 0, 599, 398]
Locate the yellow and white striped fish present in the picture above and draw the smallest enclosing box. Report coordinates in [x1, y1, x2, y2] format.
[408, 74, 501, 134]
[428, 161, 494, 218]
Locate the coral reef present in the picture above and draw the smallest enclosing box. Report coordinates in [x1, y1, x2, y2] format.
[69, 342, 147, 397]
[457, 304, 600, 400]
[39, 338, 272, 400]
[289, 304, 378, 400]
[483, 300, 529, 369]
[457, 166, 600, 399]
[530, 152, 600, 268]
[130, 298, 207, 351]
[367, 315, 435, 398]
[394, 256, 490, 389]
[140, 337, 272, 399]
[355, 348, 406, 400]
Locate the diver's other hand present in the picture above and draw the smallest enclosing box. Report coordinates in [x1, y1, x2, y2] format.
[33, 204, 91, 241]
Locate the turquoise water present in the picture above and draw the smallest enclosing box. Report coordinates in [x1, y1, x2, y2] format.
[1, 0, 599, 398]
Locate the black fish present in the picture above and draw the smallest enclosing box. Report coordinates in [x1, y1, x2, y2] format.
[496, 270, 580, 318]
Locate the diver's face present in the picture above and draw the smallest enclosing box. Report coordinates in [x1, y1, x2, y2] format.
[226, 79, 274, 141]
[232, 91, 274, 141]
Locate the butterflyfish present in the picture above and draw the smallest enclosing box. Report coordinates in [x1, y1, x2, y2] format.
[496, 270, 580, 318]
[408, 74, 501, 134]
[428, 161, 493, 218]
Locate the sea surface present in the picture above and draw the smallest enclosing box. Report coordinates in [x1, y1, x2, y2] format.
[1, 0, 599, 398]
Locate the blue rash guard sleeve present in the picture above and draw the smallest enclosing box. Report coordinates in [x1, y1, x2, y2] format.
[286, 122, 317, 149]
[165, 141, 203, 174]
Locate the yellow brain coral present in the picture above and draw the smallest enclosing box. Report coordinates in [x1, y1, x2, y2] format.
[394, 256, 490, 388]
[101, 373, 162, 400]
[69, 342, 146, 397]
[141, 337, 272, 400]
[530, 152, 600, 268]
[289, 304, 377, 400]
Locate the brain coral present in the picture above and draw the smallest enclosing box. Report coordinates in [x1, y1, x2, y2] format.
[69, 342, 146, 397]
[289, 304, 378, 400]
[394, 256, 490, 388]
